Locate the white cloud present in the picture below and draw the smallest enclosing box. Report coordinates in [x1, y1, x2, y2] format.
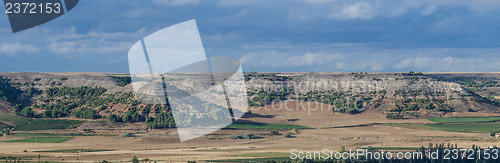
[395, 55, 500, 72]
[328, 2, 376, 20]
[421, 5, 437, 16]
[218, 0, 246, 7]
[152, 0, 199, 6]
[0, 43, 39, 55]
[295, 0, 500, 20]
[285, 52, 343, 66]
[301, 0, 336, 5]
[48, 41, 131, 58]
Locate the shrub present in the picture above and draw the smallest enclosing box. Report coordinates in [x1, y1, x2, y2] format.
[23, 150, 27, 152]
[2, 128, 10, 135]
[230, 134, 243, 139]
[282, 133, 292, 138]
[491, 132, 496, 137]
[244, 133, 255, 139]
[131, 156, 139, 163]
[121, 132, 133, 137]
[269, 130, 279, 135]
[107, 113, 122, 123]
[468, 108, 476, 112]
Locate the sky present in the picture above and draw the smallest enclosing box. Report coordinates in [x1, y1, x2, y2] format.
[0, 0, 499, 73]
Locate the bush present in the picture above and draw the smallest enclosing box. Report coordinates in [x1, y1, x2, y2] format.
[282, 133, 292, 138]
[121, 132, 133, 137]
[491, 132, 496, 137]
[244, 133, 255, 139]
[20, 107, 35, 118]
[468, 108, 476, 112]
[2, 128, 10, 135]
[131, 156, 139, 163]
[108, 113, 122, 123]
[269, 130, 279, 135]
[230, 134, 243, 139]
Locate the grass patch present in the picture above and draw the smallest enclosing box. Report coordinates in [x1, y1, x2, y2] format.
[428, 117, 500, 123]
[0, 112, 31, 126]
[14, 119, 83, 131]
[0, 121, 13, 129]
[4, 137, 73, 143]
[225, 123, 310, 130]
[383, 122, 500, 133]
[34, 149, 115, 153]
[11, 132, 115, 137]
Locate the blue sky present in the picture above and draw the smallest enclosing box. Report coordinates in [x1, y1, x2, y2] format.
[0, 0, 499, 73]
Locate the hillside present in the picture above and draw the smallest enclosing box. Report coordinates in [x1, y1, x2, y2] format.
[0, 72, 498, 131]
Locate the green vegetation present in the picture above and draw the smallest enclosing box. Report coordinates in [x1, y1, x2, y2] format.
[225, 123, 310, 130]
[71, 107, 100, 119]
[383, 122, 500, 133]
[230, 133, 255, 139]
[429, 75, 499, 88]
[11, 132, 113, 137]
[401, 71, 424, 76]
[0, 76, 22, 104]
[0, 121, 12, 129]
[110, 76, 132, 87]
[4, 137, 73, 143]
[34, 149, 116, 153]
[247, 87, 294, 106]
[0, 112, 31, 126]
[428, 117, 500, 123]
[14, 119, 83, 131]
[146, 111, 176, 129]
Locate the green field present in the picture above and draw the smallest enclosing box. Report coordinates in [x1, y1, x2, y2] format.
[4, 137, 73, 143]
[0, 112, 31, 126]
[0, 121, 13, 129]
[14, 119, 83, 131]
[225, 123, 311, 130]
[11, 132, 114, 137]
[34, 149, 116, 153]
[428, 117, 500, 123]
[383, 122, 500, 133]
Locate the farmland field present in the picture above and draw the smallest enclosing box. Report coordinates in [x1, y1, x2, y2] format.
[383, 122, 500, 133]
[4, 137, 73, 143]
[34, 149, 116, 153]
[0, 112, 31, 126]
[428, 117, 500, 123]
[0, 121, 12, 129]
[14, 119, 83, 131]
[225, 123, 311, 130]
[11, 132, 113, 137]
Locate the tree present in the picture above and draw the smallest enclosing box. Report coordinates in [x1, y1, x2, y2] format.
[131, 156, 139, 163]
[107, 113, 121, 123]
[20, 107, 34, 118]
